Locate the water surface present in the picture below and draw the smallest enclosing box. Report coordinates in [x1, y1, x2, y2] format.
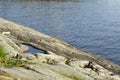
[0, 0, 120, 65]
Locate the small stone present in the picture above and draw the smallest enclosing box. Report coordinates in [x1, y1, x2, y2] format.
[24, 54, 36, 60]
[46, 59, 58, 65]
[20, 44, 29, 52]
[2, 31, 10, 35]
[79, 60, 90, 68]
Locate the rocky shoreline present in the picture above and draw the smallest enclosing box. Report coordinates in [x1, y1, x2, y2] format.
[0, 18, 120, 80]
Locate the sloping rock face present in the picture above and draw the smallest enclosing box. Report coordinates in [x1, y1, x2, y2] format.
[0, 34, 21, 57]
[0, 18, 120, 80]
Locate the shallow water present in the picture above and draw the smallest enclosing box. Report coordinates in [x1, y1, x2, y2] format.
[24, 44, 45, 54]
[0, 0, 120, 65]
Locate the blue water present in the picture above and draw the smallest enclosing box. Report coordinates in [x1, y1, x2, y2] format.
[24, 44, 45, 54]
[0, 0, 120, 65]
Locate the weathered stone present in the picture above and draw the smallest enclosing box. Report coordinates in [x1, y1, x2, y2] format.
[35, 53, 66, 64]
[2, 31, 10, 35]
[22, 53, 36, 60]
[0, 18, 119, 74]
[19, 44, 29, 52]
[0, 34, 21, 57]
[0, 18, 120, 80]
[68, 60, 90, 68]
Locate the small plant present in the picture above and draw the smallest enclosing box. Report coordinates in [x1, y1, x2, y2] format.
[0, 45, 7, 58]
[1, 58, 34, 67]
[0, 45, 34, 67]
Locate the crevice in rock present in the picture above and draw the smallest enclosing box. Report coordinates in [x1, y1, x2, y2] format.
[24, 66, 45, 75]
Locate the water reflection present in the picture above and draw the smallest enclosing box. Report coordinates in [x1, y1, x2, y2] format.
[24, 44, 45, 53]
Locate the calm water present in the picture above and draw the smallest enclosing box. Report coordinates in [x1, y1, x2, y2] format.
[0, 0, 120, 65]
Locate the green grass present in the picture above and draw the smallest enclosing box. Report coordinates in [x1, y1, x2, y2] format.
[0, 45, 34, 67]
[0, 58, 34, 67]
[0, 45, 7, 58]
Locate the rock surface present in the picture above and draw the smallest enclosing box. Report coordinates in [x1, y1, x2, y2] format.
[0, 34, 21, 57]
[0, 18, 120, 80]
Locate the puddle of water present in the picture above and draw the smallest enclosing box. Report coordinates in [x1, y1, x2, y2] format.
[24, 44, 45, 54]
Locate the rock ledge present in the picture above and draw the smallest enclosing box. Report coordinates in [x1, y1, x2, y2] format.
[0, 18, 120, 80]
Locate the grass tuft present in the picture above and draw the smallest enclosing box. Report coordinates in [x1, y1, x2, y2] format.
[0, 45, 7, 58]
[0, 45, 34, 67]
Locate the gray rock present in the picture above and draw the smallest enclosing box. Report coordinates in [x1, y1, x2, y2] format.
[22, 53, 36, 60]
[35, 53, 66, 64]
[2, 31, 10, 35]
[0, 34, 21, 57]
[0, 18, 119, 75]
[0, 18, 120, 80]
[19, 44, 29, 52]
